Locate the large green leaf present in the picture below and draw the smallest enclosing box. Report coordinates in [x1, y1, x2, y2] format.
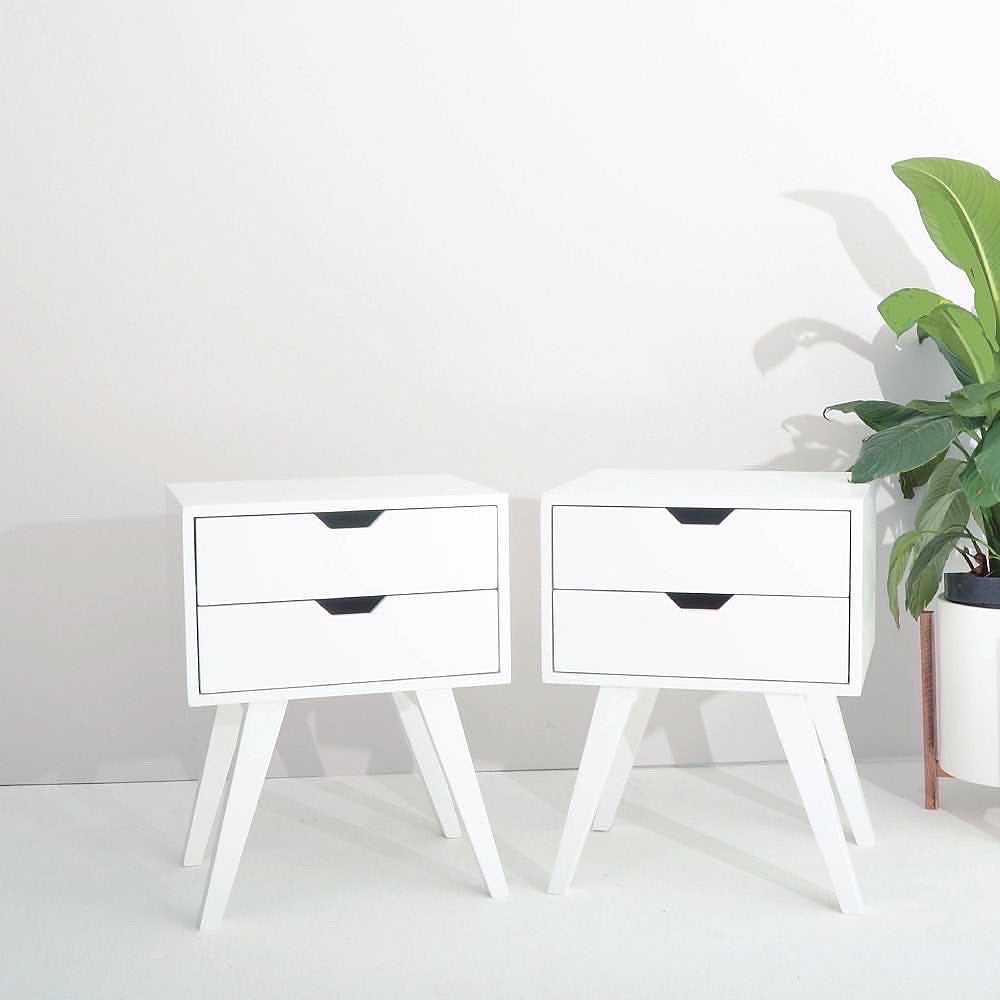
[959, 456, 1000, 507]
[878, 288, 951, 337]
[916, 489, 970, 539]
[904, 529, 967, 618]
[959, 422, 1000, 507]
[886, 529, 922, 625]
[891, 459, 974, 622]
[904, 399, 961, 418]
[969, 421, 1000, 503]
[980, 505, 1000, 564]
[850, 415, 968, 482]
[899, 451, 946, 499]
[972, 503, 986, 534]
[932, 342, 977, 385]
[948, 382, 1000, 420]
[878, 285, 998, 381]
[893, 157, 1000, 349]
[915, 458, 964, 523]
[823, 399, 923, 431]
[917, 304, 996, 381]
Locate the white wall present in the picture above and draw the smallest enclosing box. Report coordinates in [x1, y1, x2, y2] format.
[2, 1, 993, 782]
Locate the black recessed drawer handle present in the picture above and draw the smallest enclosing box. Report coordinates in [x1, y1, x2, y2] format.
[315, 596, 385, 615]
[666, 592, 733, 610]
[666, 507, 734, 525]
[314, 510, 384, 529]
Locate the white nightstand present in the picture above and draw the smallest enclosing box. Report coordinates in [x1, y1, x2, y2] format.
[541, 469, 876, 914]
[168, 475, 511, 929]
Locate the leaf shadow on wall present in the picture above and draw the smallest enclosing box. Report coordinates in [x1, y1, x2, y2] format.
[751, 190, 956, 793]
[589, 196, 952, 798]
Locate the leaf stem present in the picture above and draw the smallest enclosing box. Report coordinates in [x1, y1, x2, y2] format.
[957, 546, 978, 572]
[907, 526, 1000, 561]
[964, 530, 1000, 560]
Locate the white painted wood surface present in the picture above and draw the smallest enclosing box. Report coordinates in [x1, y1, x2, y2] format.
[592, 687, 659, 832]
[170, 474, 502, 512]
[765, 694, 863, 914]
[416, 689, 509, 899]
[392, 691, 461, 839]
[553, 591, 849, 684]
[199, 700, 288, 930]
[196, 506, 498, 606]
[169, 476, 511, 706]
[183, 703, 244, 867]
[544, 468, 874, 508]
[548, 687, 639, 895]
[196, 591, 500, 695]
[808, 694, 875, 848]
[553, 505, 849, 597]
[542, 469, 875, 912]
[540, 468, 875, 696]
[168, 475, 511, 927]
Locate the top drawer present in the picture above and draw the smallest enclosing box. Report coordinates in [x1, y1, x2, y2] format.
[552, 505, 850, 597]
[195, 505, 498, 605]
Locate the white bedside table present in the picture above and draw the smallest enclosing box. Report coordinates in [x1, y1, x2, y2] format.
[542, 469, 876, 913]
[168, 475, 511, 929]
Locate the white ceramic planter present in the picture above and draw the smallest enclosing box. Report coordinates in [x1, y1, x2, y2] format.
[936, 597, 1000, 787]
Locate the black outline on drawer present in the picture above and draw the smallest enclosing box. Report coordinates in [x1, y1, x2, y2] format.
[193, 505, 502, 694]
[549, 504, 854, 686]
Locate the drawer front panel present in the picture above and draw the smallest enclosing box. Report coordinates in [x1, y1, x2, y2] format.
[196, 505, 498, 605]
[197, 590, 500, 694]
[552, 590, 848, 684]
[553, 506, 850, 597]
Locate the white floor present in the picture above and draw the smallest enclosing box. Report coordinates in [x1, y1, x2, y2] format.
[4, 761, 1000, 999]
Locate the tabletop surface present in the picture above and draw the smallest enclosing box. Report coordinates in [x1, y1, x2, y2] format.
[544, 468, 872, 507]
[168, 474, 503, 509]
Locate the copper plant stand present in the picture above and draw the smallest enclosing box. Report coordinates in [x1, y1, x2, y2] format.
[920, 610, 951, 808]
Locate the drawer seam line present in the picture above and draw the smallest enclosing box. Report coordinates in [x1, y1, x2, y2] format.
[197, 587, 499, 608]
[551, 588, 849, 599]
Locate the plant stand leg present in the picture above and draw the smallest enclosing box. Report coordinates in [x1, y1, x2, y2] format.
[766, 693, 863, 915]
[392, 691, 461, 839]
[807, 695, 875, 848]
[415, 689, 508, 899]
[199, 700, 287, 930]
[183, 703, 245, 867]
[920, 610, 940, 810]
[548, 687, 640, 895]
[592, 688, 660, 832]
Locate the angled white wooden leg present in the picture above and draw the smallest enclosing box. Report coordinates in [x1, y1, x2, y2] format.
[548, 687, 640, 895]
[765, 693, 863, 915]
[392, 691, 461, 839]
[807, 694, 875, 848]
[199, 700, 286, 930]
[414, 689, 508, 899]
[183, 703, 245, 867]
[593, 687, 659, 832]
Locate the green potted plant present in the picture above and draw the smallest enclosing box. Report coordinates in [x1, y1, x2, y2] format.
[827, 157, 1000, 786]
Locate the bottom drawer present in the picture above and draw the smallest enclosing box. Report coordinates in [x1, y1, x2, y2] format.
[198, 590, 500, 694]
[553, 591, 848, 684]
